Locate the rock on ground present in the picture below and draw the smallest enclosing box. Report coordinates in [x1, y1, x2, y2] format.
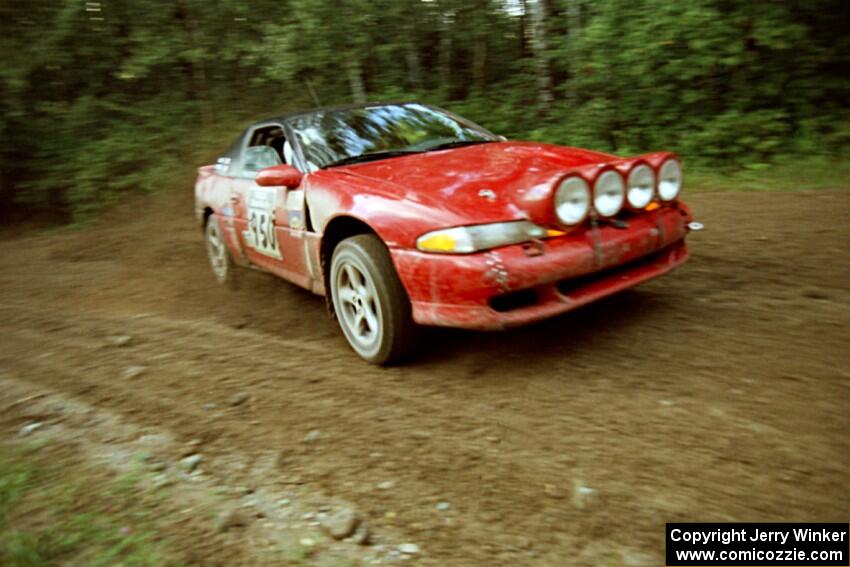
[180, 454, 203, 473]
[229, 392, 249, 406]
[398, 543, 421, 555]
[216, 508, 251, 532]
[320, 508, 360, 540]
[121, 365, 146, 379]
[352, 522, 371, 545]
[19, 422, 43, 436]
[109, 335, 132, 347]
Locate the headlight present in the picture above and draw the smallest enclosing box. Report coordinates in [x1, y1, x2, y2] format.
[554, 176, 591, 226]
[416, 221, 547, 254]
[658, 158, 682, 201]
[593, 170, 625, 217]
[626, 164, 655, 209]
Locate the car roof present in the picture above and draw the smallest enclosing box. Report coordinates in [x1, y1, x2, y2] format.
[253, 101, 429, 128]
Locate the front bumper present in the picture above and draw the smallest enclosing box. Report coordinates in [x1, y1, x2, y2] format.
[390, 204, 692, 330]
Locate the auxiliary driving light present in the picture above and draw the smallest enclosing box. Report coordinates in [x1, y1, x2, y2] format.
[554, 176, 591, 225]
[593, 170, 625, 217]
[626, 164, 655, 209]
[658, 159, 682, 201]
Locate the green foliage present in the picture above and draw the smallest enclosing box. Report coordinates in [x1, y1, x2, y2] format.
[687, 156, 850, 193]
[0, 445, 185, 567]
[679, 109, 792, 167]
[1, 0, 848, 221]
[0, 457, 30, 526]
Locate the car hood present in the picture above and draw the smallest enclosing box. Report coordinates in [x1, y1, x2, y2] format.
[331, 141, 617, 225]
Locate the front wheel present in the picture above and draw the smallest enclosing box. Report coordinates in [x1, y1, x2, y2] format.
[330, 234, 419, 364]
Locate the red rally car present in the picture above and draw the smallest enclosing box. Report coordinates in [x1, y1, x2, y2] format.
[195, 102, 695, 364]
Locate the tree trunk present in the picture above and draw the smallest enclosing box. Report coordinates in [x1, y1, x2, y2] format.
[305, 77, 321, 107]
[531, 0, 553, 112]
[472, 35, 487, 92]
[518, 0, 529, 59]
[406, 46, 422, 89]
[565, 0, 581, 105]
[404, 5, 422, 89]
[439, 8, 453, 94]
[175, 0, 213, 127]
[347, 60, 367, 103]
[566, 0, 581, 39]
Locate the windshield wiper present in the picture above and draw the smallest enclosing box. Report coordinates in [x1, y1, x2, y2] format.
[422, 139, 494, 152]
[326, 150, 416, 168]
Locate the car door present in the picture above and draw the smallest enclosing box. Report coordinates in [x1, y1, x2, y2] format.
[269, 174, 314, 290]
[230, 124, 313, 288]
[231, 143, 283, 269]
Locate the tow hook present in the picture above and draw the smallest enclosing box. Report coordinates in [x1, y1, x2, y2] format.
[522, 239, 545, 257]
[688, 221, 705, 231]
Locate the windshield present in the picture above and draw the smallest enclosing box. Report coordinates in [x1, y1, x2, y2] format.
[287, 103, 498, 169]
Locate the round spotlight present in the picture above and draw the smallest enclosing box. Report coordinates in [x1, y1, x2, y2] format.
[554, 176, 591, 225]
[593, 170, 625, 217]
[626, 164, 655, 209]
[658, 159, 682, 201]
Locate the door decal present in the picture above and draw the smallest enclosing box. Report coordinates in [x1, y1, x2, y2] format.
[286, 189, 305, 233]
[243, 187, 282, 259]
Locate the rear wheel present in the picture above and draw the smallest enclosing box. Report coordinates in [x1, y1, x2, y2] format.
[330, 234, 419, 364]
[205, 215, 237, 288]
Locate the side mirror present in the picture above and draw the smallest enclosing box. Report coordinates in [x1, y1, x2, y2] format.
[256, 164, 303, 188]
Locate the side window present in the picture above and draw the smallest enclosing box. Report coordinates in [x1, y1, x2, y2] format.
[237, 125, 288, 177]
[242, 146, 281, 173]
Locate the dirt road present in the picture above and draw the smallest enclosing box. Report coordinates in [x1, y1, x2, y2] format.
[1, 187, 848, 565]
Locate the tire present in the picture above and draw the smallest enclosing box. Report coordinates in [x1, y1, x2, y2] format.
[330, 234, 419, 364]
[205, 214, 238, 288]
